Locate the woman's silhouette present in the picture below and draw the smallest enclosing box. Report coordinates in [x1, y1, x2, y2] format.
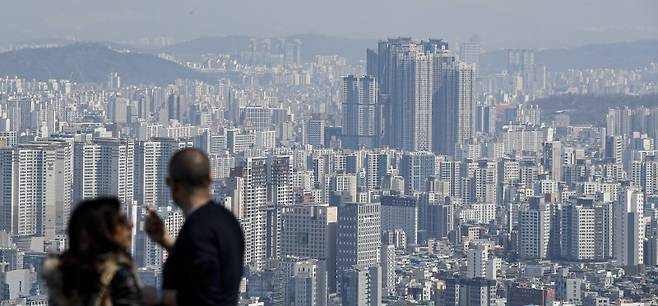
[43, 197, 142, 306]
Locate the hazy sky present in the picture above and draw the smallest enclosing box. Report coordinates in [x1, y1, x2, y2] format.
[2, 0, 658, 49]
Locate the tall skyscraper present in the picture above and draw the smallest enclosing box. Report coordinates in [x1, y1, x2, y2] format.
[542, 141, 562, 181]
[426, 201, 454, 239]
[364, 152, 387, 190]
[108, 72, 121, 90]
[380, 195, 419, 245]
[561, 201, 596, 261]
[342, 75, 381, 149]
[108, 94, 129, 125]
[134, 138, 192, 208]
[614, 187, 645, 270]
[434, 62, 475, 155]
[517, 197, 551, 259]
[369, 37, 475, 154]
[231, 157, 268, 271]
[440, 160, 463, 197]
[595, 202, 614, 261]
[305, 119, 325, 147]
[371, 38, 436, 151]
[132, 138, 191, 267]
[380, 244, 395, 296]
[400, 151, 436, 195]
[466, 243, 488, 279]
[0, 142, 72, 237]
[468, 159, 498, 204]
[0, 148, 13, 233]
[330, 173, 357, 203]
[507, 49, 535, 92]
[475, 104, 496, 136]
[340, 265, 382, 306]
[281, 204, 338, 293]
[273, 257, 327, 306]
[167, 94, 182, 121]
[605, 135, 624, 164]
[224, 88, 241, 125]
[459, 35, 481, 78]
[266, 155, 294, 259]
[336, 202, 381, 276]
[630, 157, 658, 195]
[73, 139, 135, 206]
[284, 39, 302, 66]
[395, 45, 433, 151]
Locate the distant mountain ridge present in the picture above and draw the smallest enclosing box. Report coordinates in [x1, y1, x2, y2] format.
[531, 94, 658, 125]
[158, 34, 376, 63]
[158, 35, 252, 58]
[480, 40, 658, 74]
[2, 37, 657, 85]
[0, 43, 209, 85]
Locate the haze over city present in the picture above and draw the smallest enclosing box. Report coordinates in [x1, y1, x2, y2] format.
[2, 0, 658, 48]
[2, 1, 658, 305]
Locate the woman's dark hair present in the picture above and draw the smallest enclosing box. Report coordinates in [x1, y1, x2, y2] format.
[60, 197, 130, 296]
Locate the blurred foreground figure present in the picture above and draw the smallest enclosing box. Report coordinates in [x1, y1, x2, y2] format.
[144, 148, 245, 306]
[43, 198, 142, 306]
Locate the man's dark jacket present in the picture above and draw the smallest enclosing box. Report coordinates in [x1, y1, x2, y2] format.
[163, 202, 245, 305]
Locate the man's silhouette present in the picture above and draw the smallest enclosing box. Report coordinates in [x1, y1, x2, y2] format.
[144, 148, 244, 305]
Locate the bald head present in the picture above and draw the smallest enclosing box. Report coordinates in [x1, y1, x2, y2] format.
[168, 148, 211, 192]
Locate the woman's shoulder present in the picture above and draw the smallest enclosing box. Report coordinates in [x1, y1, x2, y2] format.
[110, 265, 140, 288]
[42, 256, 72, 306]
[42, 256, 63, 286]
[104, 254, 141, 288]
[107, 258, 143, 305]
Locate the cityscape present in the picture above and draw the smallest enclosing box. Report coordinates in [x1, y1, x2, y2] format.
[1, 1, 658, 306]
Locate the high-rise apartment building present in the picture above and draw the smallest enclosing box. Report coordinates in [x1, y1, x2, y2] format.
[364, 152, 387, 190]
[340, 265, 382, 306]
[134, 138, 192, 208]
[614, 187, 645, 270]
[280, 204, 338, 292]
[0, 141, 72, 237]
[370, 38, 474, 155]
[337, 202, 381, 275]
[380, 244, 395, 296]
[433, 62, 475, 155]
[459, 36, 481, 78]
[380, 195, 419, 245]
[305, 119, 325, 147]
[265, 155, 294, 259]
[73, 139, 135, 206]
[342, 75, 381, 149]
[543, 141, 563, 181]
[468, 159, 498, 204]
[284, 39, 302, 66]
[273, 257, 327, 306]
[604, 135, 624, 165]
[561, 201, 596, 261]
[231, 157, 268, 271]
[507, 49, 535, 92]
[518, 196, 552, 259]
[440, 160, 463, 197]
[466, 243, 488, 279]
[371, 38, 436, 151]
[400, 151, 436, 195]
